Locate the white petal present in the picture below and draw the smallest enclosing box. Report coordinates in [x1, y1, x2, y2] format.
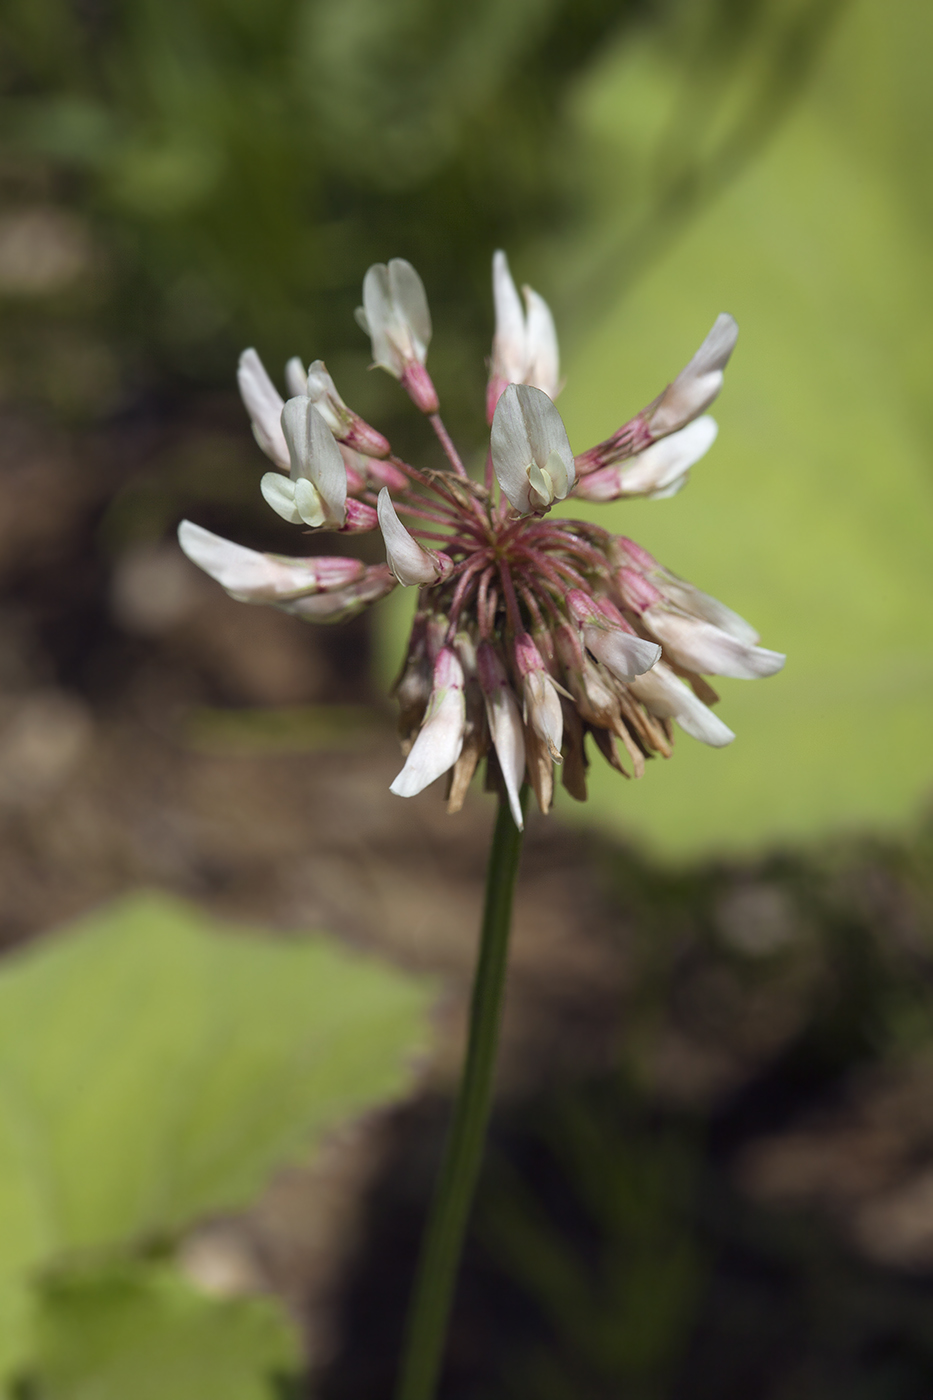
[643, 608, 785, 679]
[628, 663, 735, 747]
[653, 571, 760, 644]
[237, 348, 289, 469]
[390, 689, 465, 797]
[617, 417, 718, 495]
[377, 488, 439, 586]
[490, 384, 534, 514]
[491, 250, 527, 381]
[388, 258, 432, 360]
[293, 476, 326, 528]
[520, 385, 574, 494]
[306, 404, 347, 521]
[584, 625, 661, 682]
[177, 521, 359, 601]
[650, 315, 738, 437]
[522, 285, 560, 399]
[485, 687, 526, 831]
[362, 263, 399, 374]
[281, 398, 347, 523]
[303, 359, 347, 435]
[260, 472, 302, 524]
[284, 356, 307, 398]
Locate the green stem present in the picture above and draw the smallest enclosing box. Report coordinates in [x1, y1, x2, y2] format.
[395, 788, 528, 1400]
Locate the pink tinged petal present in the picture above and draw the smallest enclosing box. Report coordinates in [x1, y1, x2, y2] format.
[377, 488, 451, 585]
[477, 643, 525, 831]
[237, 348, 289, 470]
[341, 499, 379, 532]
[281, 565, 395, 623]
[285, 356, 307, 399]
[281, 398, 348, 526]
[522, 285, 560, 399]
[615, 567, 664, 613]
[490, 384, 574, 515]
[650, 571, 760, 645]
[583, 625, 661, 682]
[628, 662, 735, 747]
[400, 360, 439, 415]
[649, 315, 738, 438]
[390, 648, 465, 798]
[614, 537, 658, 572]
[613, 416, 718, 497]
[642, 607, 785, 679]
[177, 521, 363, 602]
[491, 250, 527, 384]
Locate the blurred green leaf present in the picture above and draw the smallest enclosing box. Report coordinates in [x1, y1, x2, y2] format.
[0, 892, 432, 1385]
[24, 1261, 299, 1400]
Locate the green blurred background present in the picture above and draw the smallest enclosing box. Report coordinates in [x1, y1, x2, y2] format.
[5, 0, 928, 860]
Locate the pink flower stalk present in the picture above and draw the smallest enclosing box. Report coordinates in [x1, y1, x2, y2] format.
[180, 252, 785, 830]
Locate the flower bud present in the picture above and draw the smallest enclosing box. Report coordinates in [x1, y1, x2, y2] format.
[377, 488, 454, 586]
[304, 359, 392, 456]
[358, 259, 438, 413]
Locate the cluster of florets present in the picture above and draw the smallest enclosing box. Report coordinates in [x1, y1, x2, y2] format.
[179, 253, 784, 829]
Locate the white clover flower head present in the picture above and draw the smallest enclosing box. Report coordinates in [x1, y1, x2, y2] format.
[181, 251, 783, 816]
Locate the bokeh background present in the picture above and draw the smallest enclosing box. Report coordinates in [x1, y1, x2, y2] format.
[1, 0, 933, 1396]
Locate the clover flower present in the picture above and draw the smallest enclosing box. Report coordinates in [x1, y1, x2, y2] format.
[180, 253, 784, 830]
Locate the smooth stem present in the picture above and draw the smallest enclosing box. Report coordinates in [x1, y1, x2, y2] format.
[395, 788, 528, 1400]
